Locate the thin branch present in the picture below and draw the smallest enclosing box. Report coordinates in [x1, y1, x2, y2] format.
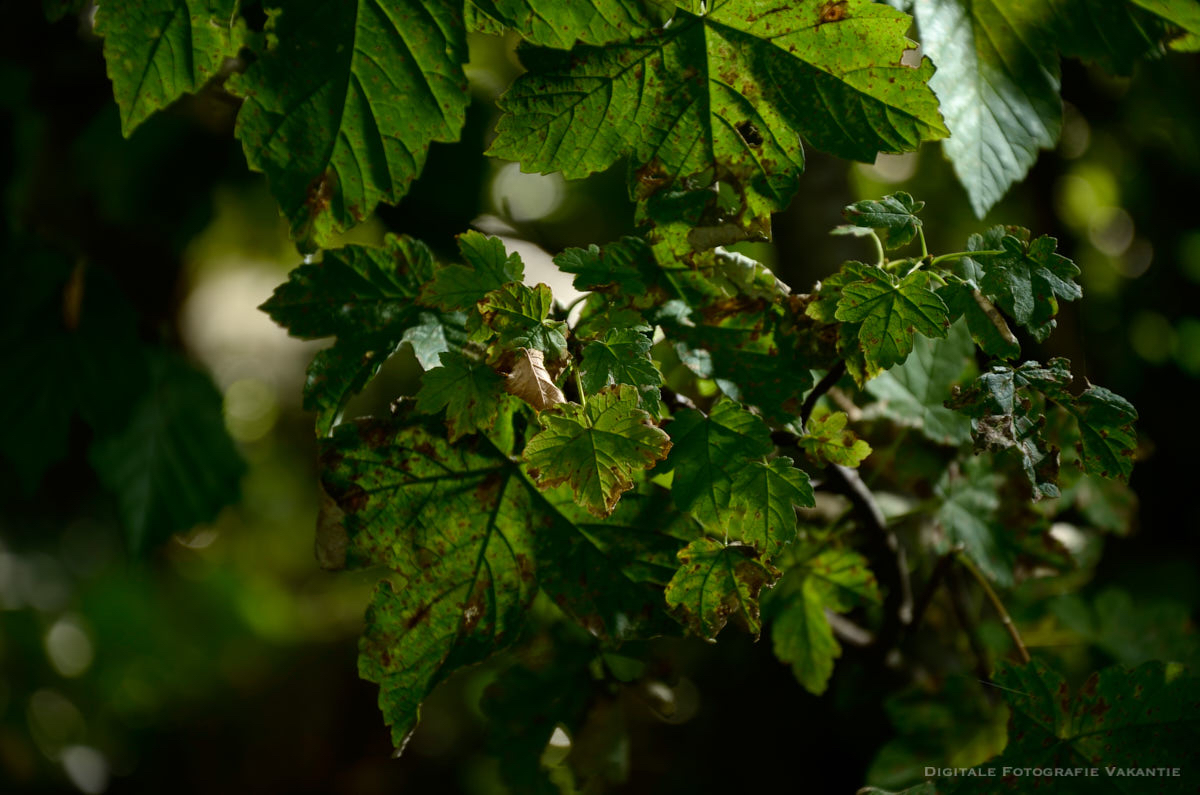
[947, 567, 1000, 704]
[928, 249, 1004, 268]
[955, 551, 1031, 664]
[798, 360, 847, 433]
[827, 610, 874, 648]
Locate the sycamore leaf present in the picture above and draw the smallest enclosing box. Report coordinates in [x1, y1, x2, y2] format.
[523, 385, 671, 517]
[950, 660, 1200, 794]
[665, 538, 779, 640]
[913, 0, 1061, 217]
[835, 269, 950, 370]
[259, 236, 459, 435]
[96, 0, 242, 136]
[579, 328, 663, 414]
[935, 457, 1018, 585]
[864, 320, 975, 445]
[477, 282, 570, 364]
[490, 0, 945, 218]
[505, 347, 566, 411]
[471, 0, 674, 47]
[843, 192, 925, 249]
[1071, 385, 1138, 482]
[422, 231, 526, 312]
[232, 0, 470, 246]
[666, 399, 773, 528]
[939, 228, 1022, 359]
[766, 549, 880, 695]
[975, 230, 1081, 342]
[320, 418, 539, 749]
[89, 352, 245, 551]
[727, 457, 814, 553]
[797, 411, 872, 468]
[415, 350, 514, 441]
[554, 236, 658, 298]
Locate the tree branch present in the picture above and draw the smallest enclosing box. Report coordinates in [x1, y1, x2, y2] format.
[799, 360, 847, 433]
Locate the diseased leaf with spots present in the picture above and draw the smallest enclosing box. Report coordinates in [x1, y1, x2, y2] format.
[843, 192, 925, 249]
[666, 399, 773, 528]
[835, 268, 950, 371]
[665, 538, 779, 640]
[1071, 385, 1138, 482]
[477, 282, 570, 364]
[321, 416, 539, 749]
[726, 457, 814, 554]
[490, 0, 945, 224]
[523, 385, 671, 517]
[797, 411, 872, 468]
[259, 235, 462, 435]
[950, 660, 1200, 794]
[766, 549, 880, 695]
[471, 0, 674, 47]
[232, 0, 470, 246]
[415, 350, 514, 441]
[422, 230, 526, 312]
[96, 0, 242, 136]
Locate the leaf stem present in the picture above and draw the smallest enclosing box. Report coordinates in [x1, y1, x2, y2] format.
[928, 249, 1004, 269]
[561, 293, 590, 320]
[955, 550, 1031, 665]
[573, 366, 587, 407]
[869, 230, 886, 268]
[918, 226, 929, 260]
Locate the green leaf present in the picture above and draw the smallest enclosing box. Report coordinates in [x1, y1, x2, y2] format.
[260, 236, 459, 434]
[865, 320, 975, 446]
[951, 660, 1200, 793]
[975, 231, 1081, 342]
[523, 385, 672, 517]
[415, 351, 514, 442]
[939, 228, 1022, 359]
[490, 0, 945, 216]
[726, 457, 814, 553]
[232, 0, 469, 246]
[665, 538, 779, 640]
[1052, 587, 1200, 667]
[320, 417, 538, 749]
[766, 549, 880, 695]
[96, 0, 242, 135]
[913, 0, 1061, 217]
[843, 192, 925, 249]
[835, 269, 950, 370]
[421, 231, 526, 312]
[1071, 385, 1138, 482]
[554, 236, 656, 297]
[797, 411, 873, 468]
[472, 0, 674, 47]
[935, 457, 1018, 585]
[89, 352, 245, 551]
[579, 328, 663, 413]
[477, 282, 570, 364]
[666, 399, 773, 528]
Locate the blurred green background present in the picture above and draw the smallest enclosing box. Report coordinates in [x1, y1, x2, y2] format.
[1, 3, 1198, 793]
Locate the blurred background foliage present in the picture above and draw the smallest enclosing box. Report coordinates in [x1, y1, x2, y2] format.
[1, 2, 1198, 793]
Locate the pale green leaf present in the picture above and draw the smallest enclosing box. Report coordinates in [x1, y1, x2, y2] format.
[665, 537, 779, 640]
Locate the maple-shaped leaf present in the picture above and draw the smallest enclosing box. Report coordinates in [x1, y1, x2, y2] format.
[96, 0, 242, 135]
[504, 347, 566, 411]
[797, 411, 872, 468]
[232, 0, 470, 246]
[89, 352, 245, 552]
[579, 328, 663, 413]
[320, 417, 539, 749]
[260, 235, 462, 435]
[766, 548, 880, 695]
[974, 230, 1081, 342]
[554, 236, 663, 303]
[421, 230, 526, 312]
[415, 350, 515, 441]
[934, 457, 1020, 586]
[477, 282, 570, 364]
[666, 399, 773, 528]
[726, 457, 814, 554]
[835, 268, 950, 370]
[864, 320, 975, 446]
[843, 192, 925, 249]
[938, 228, 1022, 359]
[523, 385, 671, 517]
[950, 660, 1200, 794]
[471, 0, 674, 47]
[665, 538, 779, 640]
[1071, 385, 1138, 482]
[490, 0, 945, 217]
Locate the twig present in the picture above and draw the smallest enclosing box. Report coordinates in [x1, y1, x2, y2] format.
[798, 360, 847, 433]
[823, 464, 913, 653]
[955, 551, 1031, 664]
[946, 567, 1000, 704]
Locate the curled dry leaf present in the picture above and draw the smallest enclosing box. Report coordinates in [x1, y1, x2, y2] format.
[505, 348, 566, 411]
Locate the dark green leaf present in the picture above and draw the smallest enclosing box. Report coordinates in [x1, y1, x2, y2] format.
[843, 192, 925, 249]
[975, 231, 1081, 342]
[472, 0, 674, 47]
[726, 457, 814, 553]
[421, 230, 526, 312]
[579, 328, 663, 414]
[477, 282, 570, 364]
[415, 350, 514, 441]
[835, 269, 950, 370]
